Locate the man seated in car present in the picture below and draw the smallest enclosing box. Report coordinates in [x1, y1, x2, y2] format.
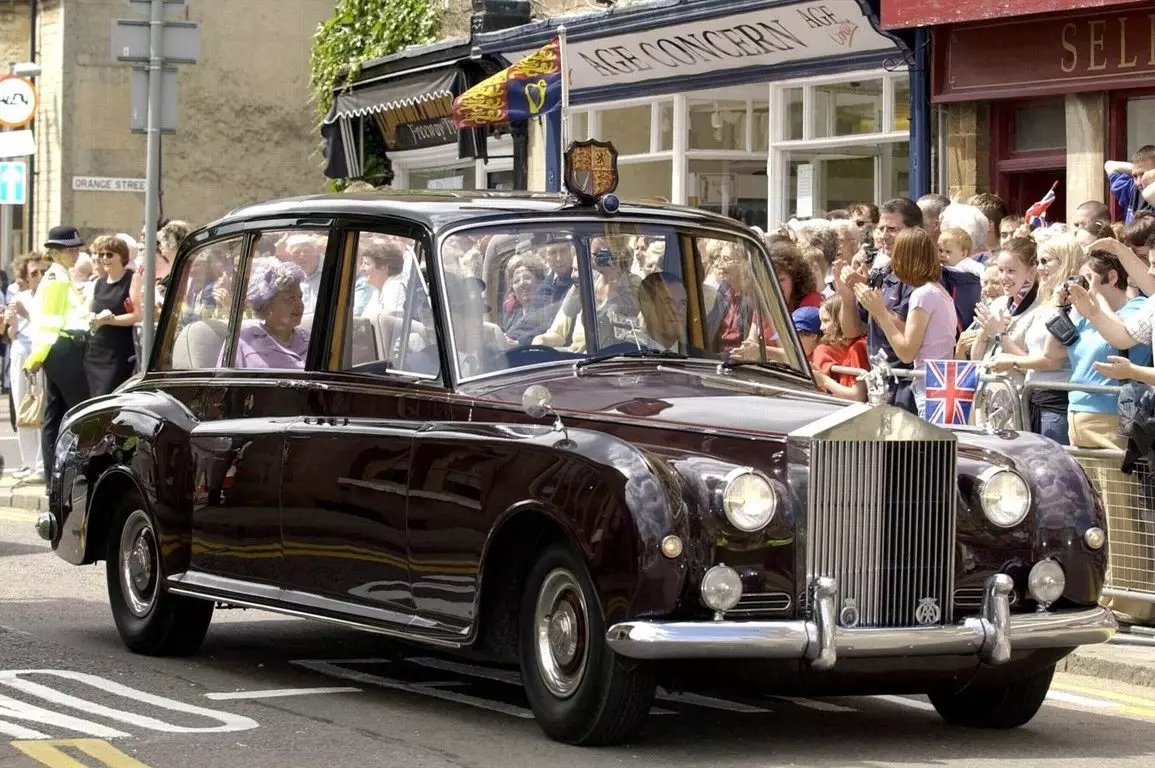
[533, 236, 641, 352]
[233, 258, 309, 369]
[638, 271, 709, 357]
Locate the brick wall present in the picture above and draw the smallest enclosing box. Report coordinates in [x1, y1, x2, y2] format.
[945, 101, 990, 201]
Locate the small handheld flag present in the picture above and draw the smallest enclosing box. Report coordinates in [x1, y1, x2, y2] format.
[453, 38, 562, 129]
[1025, 181, 1059, 229]
[924, 360, 979, 426]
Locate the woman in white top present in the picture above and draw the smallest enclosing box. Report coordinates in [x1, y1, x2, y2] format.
[969, 237, 1041, 363]
[988, 234, 1085, 444]
[856, 228, 957, 418]
[4, 253, 46, 478]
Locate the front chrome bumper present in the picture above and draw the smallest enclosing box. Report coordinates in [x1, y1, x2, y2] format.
[606, 575, 1117, 669]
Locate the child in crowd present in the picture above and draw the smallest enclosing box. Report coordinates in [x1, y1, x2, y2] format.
[811, 295, 868, 402]
[938, 228, 983, 277]
[792, 306, 821, 359]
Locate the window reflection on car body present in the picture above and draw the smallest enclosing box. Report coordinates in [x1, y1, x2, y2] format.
[572, 349, 689, 372]
[718, 357, 802, 376]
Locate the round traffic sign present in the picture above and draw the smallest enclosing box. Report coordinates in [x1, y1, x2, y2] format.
[0, 76, 38, 128]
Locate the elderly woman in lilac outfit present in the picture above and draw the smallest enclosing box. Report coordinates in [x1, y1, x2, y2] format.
[234, 258, 309, 369]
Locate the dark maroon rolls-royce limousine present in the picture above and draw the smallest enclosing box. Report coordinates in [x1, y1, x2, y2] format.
[37, 151, 1115, 745]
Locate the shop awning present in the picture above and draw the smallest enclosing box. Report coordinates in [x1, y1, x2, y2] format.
[322, 43, 506, 180]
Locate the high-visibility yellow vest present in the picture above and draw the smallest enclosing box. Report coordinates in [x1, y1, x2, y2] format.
[25, 262, 90, 369]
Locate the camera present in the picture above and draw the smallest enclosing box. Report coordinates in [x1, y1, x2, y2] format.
[867, 268, 886, 290]
[1058, 274, 1089, 307]
[594, 247, 615, 268]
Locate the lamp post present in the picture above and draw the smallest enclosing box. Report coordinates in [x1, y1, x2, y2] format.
[1, 61, 40, 273]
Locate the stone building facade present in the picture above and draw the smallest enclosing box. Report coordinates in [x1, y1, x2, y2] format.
[0, 0, 333, 253]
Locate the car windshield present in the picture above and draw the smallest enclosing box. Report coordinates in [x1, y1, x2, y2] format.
[437, 221, 807, 380]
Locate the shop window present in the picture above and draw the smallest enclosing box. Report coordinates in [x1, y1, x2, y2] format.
[783, 88, 803, 141]
[598, 104, 651, 155]
[410, 165, 476, 190]
[1013, 98, 1066, 152]
[813, 79, 881, 138]
[617, 160, 672, 202]
[753, 102, 770, 152]
[1127, 97, 1155, 158]
[689, 100, 747, 151]
[688, 159, 767, 229]
[890, 141, 911, 199]
[486, 170, 515, 191]
[893, 78, 910, 132]
[657, 101, 673, 152]
[571, 111, 589, 142]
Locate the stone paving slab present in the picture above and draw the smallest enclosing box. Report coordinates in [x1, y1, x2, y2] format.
[0, 475, 47, 512]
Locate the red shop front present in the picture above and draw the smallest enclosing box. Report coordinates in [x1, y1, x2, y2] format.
[882, 0, 1155, 222]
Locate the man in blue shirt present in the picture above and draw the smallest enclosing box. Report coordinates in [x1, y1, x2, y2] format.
[1105, 145, 1155, 224]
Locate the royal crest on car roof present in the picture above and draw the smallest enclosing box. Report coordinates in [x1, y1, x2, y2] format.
[563, 139, 619, 203]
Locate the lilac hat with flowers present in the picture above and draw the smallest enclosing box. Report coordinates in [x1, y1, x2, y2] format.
[247, 257, 306, 312]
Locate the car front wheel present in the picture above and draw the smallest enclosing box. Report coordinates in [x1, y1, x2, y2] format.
[518, 543, 656, 746]
[106, 493, 213, 656]
[929, 663, 1055, 728]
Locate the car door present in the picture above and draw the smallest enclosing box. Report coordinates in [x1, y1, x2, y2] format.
[278, 225, 451, 622]
[170, 226, 333, 589]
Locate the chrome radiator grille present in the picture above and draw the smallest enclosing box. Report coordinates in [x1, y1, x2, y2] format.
[805, 439, 957, 628]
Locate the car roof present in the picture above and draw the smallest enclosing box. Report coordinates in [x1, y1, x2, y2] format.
[204, 190, 755, 237]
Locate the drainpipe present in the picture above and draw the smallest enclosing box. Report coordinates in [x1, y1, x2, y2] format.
[25, 0, 37, 251]
[908, 27, 931, 199]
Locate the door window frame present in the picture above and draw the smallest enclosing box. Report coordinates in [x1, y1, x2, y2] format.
[322, 218, 448, 389]
[990, 97, 1068, 206]
[1108, 88, 1155, 222]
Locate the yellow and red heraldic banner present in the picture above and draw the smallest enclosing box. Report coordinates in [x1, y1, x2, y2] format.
[452, 38, 563, 129]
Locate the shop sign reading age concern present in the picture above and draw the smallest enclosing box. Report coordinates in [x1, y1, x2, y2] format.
[507, 0, 896, 90]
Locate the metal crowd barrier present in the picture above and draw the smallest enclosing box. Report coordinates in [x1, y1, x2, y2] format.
[830, 364, 1155, 611]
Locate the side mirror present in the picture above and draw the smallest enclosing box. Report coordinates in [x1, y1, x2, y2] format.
[522, 385, 554, 420]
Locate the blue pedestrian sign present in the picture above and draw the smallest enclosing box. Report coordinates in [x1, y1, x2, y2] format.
[0, 160, 26, 205]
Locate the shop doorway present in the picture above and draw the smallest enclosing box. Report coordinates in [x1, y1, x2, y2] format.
[992, 97, 1067, 223]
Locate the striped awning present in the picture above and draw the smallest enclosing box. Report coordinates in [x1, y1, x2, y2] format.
[332, 64, 460, 120]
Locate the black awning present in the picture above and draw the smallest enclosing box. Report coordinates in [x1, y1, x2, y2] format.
[332, 63, 460, 120]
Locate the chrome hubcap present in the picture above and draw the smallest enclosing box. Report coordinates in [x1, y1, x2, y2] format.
[119, 510, 158, 618]
[534, 568, 589, 699]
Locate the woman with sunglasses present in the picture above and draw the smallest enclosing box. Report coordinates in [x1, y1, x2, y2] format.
[5, 253, 46, 481]
[85, 236, 141, 396]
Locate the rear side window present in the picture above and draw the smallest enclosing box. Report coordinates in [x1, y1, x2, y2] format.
[160, 237, 244, 371]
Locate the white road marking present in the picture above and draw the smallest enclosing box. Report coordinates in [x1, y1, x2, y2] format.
[409, 656, 520, 685]
[205, 687, 361, 701]
[0, 718, 51, 740]
[292, 659, 535, 719]
[0, 670, 259, 734]
[1046, 690, 1117, 709]
[774, 697, 858, 713]
[870, 695, 936, 712]
[656, 691, 771, 714]
[0, 693, 129, 739]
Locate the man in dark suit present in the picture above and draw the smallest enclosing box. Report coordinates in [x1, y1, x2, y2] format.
[639, 271, 708, 358]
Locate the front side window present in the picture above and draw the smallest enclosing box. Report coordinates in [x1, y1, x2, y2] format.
[438, 222, 805, 380]
[161, 236, 244, 371]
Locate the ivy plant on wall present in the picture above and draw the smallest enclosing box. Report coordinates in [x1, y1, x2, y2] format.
[310, 0, 442, 189]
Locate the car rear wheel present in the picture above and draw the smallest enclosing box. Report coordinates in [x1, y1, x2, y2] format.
[929, 663, 1055, 728]
[106, 492, 213, 656]
[518, 543, 656, 745]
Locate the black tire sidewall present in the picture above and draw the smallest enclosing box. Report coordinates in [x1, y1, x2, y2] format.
[105, 492, 167, 648]
[518, 543, 615, 741]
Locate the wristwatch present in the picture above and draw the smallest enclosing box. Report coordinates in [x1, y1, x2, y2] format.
[992, 332, 1004, 345]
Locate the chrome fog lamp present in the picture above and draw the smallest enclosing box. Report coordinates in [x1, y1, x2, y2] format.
[1028, 558, 1066, 608]
[700, 564, 742, 613]
[978, 468, 1031, 528]
[720, 469, 776, 532]
[1084, 527, 1106, 550]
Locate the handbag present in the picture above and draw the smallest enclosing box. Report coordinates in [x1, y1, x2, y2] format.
[16, 373, 44, 429]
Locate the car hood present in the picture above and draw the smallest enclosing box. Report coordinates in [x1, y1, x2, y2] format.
[465, 363, 843, 437]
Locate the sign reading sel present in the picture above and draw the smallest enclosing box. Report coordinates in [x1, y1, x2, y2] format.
[72, 176, 147, 193]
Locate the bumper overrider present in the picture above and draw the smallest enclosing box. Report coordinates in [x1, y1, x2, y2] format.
[606, 575, 1117, 668]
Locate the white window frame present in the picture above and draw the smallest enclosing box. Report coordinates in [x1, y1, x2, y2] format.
[392, 135, 515, 191]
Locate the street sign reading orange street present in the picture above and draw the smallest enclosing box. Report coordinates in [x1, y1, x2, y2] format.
[0, 75, 37, 128]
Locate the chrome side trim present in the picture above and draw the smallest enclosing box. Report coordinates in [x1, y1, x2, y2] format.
[605, 576, 1116, 664]
[167, 571, 468, 648]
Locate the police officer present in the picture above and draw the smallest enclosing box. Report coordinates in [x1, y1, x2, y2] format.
[26, 225, 91, 485]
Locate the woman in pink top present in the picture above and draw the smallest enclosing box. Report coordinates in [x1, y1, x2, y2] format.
[234, 258, 309, 369]
[855, 228, 958, 418]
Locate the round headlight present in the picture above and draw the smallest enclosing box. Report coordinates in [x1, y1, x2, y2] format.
[1084, 527, 1106, 550]
[700, 565, 742, 612]
[978, 468, 1031, 528]
[721, 470, 777, 532]
[1028, 558, 1066, 606]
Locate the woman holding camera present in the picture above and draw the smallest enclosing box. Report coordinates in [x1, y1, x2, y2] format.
[1012, 249, 1151, 448]
[987, 234, 1085, 443]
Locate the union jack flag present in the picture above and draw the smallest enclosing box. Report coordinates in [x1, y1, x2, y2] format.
[924, 360, 979, 426]
[1025, 181, 1059, 229]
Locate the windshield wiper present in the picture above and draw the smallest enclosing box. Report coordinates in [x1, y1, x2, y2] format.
[718, 358, 802, 376]
[573, 349, 689, 373]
